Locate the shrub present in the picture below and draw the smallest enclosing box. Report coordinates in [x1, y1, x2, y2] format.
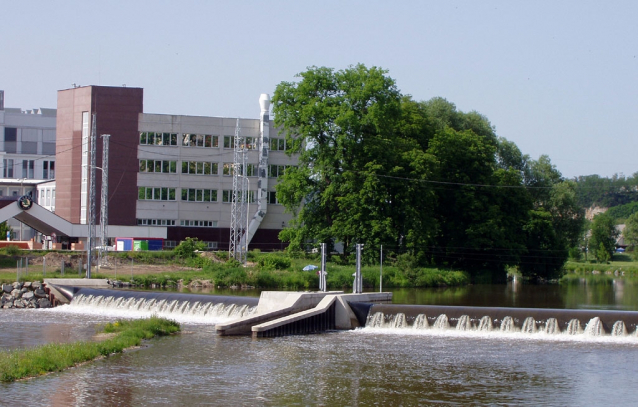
[258, 254, 292, 270]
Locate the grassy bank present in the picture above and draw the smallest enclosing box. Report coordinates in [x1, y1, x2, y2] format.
[0, 317, 180, 382]
[0, 247, 471, 289]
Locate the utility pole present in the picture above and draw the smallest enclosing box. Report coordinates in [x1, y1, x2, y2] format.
[229, 119, 247, 263]
[86, 113, 97, 279]
[98, 134, 110, 268]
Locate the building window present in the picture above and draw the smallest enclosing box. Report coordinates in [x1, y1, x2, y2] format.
[222, 190, 231, 203]
[140, 132, 178, 146]
[139, 160, 177, 173]
[136, 219, 176, 226]
[3, 159, 14, 178]
[22, 160, 35, 179]
[223, 136, 235, 149]
[246, 164, 256, 177]
[182, 134, 219, 148]
[270, 138, 286, 151]
[137, 187, 176, 201]
[223, 163, 235, 176]
[181, 161, 218, 175]
[269, 165, 292, 178]
[43, 161, 55, 179]
[4, 127, 17, 154]
[179, 220, 218, 228]
[180, 189, 218, 202]
[221, 190, 254, 203]
[268, 191, 279, 204]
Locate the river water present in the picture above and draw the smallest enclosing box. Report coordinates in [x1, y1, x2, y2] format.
[2, 279, 638, 406]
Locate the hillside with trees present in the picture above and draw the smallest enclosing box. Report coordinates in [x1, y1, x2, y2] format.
[272, 64, 584, 283]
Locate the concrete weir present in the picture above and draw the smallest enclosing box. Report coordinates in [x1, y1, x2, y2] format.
[215, 291, 392, 337]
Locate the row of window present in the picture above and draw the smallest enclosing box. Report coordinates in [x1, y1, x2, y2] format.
[139, 160, 178, 173]
[38, 188, 55, 207]
[140, 161, 270, 177]
[180, 220, 218, 228]
[138, 187, 263, 203]
[135, 219, 218, 228]
[139, 160, 285, 177]
[1, 159, 55, 179]
[139, 132, 259, 150]
[136, 219, 177, 226]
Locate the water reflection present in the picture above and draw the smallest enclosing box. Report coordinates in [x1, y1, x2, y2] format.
[389, 278, 638, 311]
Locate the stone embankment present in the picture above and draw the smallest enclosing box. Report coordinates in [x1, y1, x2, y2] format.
[1, 281, 52, 309]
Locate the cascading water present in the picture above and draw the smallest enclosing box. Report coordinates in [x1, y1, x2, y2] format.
[52, 287, 259, 324]
[433, 315, 449, 330]
[584, 317, 605, 336]
[477, 316, 492, 331]
[391, 313, 408, 329]
[456, 315, 472, 331]
[367, 312, 385, 328]
[500, 316, 515, 332]
[565, 319, 583, 335]
[544, 318, 560, 335]
[413, 314, 429, 330]
[612, 321, 627, 336]
[521, 317, 536, 334]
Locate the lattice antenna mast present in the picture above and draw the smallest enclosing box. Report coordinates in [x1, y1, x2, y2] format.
[98, 134, 110, 266]
[86, 113, 97, 279]
[229, 119, 247, 263]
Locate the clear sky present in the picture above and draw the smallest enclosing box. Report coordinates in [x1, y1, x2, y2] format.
[1, 1, 636, 179]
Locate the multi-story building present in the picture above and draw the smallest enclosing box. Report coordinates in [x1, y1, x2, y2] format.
[0, 90, 57, 240]
[50, 85, 295, 251]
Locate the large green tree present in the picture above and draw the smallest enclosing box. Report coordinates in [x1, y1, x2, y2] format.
[623, 212, 638, 259]
[589, 212, 619, 262]
[273, 65, 437, 259]
[273, 64, 580, 282]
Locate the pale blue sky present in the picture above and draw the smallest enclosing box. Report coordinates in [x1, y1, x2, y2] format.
[2, 1, 636, 179]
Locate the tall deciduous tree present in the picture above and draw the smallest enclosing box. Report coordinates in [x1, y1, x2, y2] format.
[624, 212, 638, 259]
[273, 65, 437, 259]
[589, 212, 619, 262]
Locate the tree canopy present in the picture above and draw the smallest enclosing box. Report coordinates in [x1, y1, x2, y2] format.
[272, 64, 584, 282]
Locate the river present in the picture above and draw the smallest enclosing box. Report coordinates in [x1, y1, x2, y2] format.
[1, 279, 637, 406]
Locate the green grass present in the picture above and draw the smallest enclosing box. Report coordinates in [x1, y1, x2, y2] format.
[0, 250, 471, 289]
[0, 316, 180, 382]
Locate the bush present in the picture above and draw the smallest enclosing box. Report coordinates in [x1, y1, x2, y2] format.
[258, 254, 292, 270]
[173, 238, 206, 259]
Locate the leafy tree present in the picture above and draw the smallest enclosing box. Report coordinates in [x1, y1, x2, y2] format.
[273, 65, 437, 261]
[428, 127, 528, 280]
[518, 159, 583, 281]
[589, 212, 619, 262]
[0, 222, 12, 241]
[623, 212, 638, 259]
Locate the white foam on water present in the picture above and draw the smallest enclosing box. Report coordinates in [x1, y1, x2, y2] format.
[354, 325, 638, 345]
[47, 293, 256, 325]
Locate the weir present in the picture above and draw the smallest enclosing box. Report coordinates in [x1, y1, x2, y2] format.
[52, 286, 259, 322]
[352, 303, 638, 337]
[50, 283, 392, 337]
[50, 284, 638, 339]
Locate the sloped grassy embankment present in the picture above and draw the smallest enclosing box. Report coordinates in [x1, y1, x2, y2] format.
[0, 317, 180, 382]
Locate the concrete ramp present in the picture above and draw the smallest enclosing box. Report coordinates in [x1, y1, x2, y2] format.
[216, 291, 392, 337]
[0, 200, 81, 236]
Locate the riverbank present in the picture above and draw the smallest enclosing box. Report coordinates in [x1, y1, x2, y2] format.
[0, 316, 180, 382]
[0, 250, 471, 290]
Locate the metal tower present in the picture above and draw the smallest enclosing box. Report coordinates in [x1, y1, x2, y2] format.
[229, 119, 248, 263]
[98, 134, 110, 267]
[86, 114, 97, 278]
